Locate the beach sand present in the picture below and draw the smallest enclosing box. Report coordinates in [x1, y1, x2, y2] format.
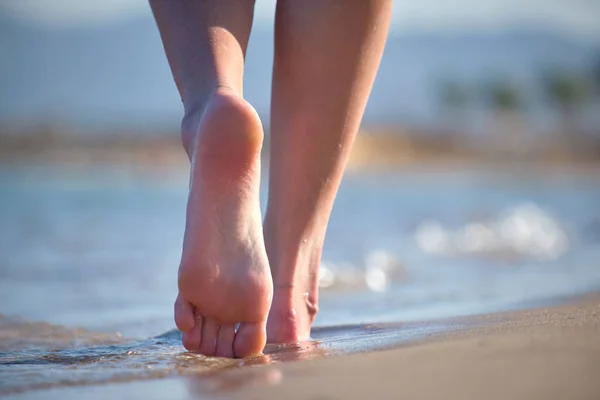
[9, 296, 600, 400]
[235, 298, 600, 400]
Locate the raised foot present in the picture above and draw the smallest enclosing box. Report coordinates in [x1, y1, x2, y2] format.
[175, 89, 273, 358]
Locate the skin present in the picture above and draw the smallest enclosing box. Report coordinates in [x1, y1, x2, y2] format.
[150, 0, 391, 357]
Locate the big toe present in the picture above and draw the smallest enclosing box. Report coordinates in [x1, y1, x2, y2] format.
[174, 294, 195, 332]
[233, 321, 267, 358]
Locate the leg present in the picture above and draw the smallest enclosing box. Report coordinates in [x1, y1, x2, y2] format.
[265, 0, 392, 342]
[150, 0, 272, 358]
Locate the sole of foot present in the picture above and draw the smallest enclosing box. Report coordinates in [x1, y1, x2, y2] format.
[175, 88, 273, 358]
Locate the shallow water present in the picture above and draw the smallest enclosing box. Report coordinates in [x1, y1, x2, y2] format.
[1, 165, 599, 395]
[0, 316, 457, 396]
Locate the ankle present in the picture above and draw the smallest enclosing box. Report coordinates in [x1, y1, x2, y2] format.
[272, 286, 319, 316]
[267, 285, 318, 343]
[264, 226, 321, 314]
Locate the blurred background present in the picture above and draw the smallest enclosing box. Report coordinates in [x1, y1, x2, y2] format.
[1, 0, 600, 340]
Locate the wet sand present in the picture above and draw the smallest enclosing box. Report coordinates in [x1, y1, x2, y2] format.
[238, 296, 600, 400]
[8, 295, 600, 400]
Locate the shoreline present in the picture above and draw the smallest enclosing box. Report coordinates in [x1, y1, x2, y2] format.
[9, 294, 600, 400]
[2, 126, 599, 173]
[3, 157, 600, 184]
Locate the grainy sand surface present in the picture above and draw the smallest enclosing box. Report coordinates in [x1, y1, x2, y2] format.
[9, 296, 600, 400]
[233, 297, 600, 400]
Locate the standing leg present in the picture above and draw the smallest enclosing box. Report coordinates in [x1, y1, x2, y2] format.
[265, 0, 392, 342]
[150, 0, 273, 358]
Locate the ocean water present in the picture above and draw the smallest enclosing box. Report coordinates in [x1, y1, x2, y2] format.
[1, 165, 600, 395]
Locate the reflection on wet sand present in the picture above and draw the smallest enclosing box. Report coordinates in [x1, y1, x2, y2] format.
[0, 316, 453, 396]
[187, 366, 284, 395]
[183, 322, 466, 397]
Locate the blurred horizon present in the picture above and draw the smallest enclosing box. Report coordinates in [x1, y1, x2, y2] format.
[1, 0, 600, 134]
[1, 0, 599, 39]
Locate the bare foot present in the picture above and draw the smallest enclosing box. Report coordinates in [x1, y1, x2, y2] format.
[175, 89, 273, 358]
[264, 231, 320, 344]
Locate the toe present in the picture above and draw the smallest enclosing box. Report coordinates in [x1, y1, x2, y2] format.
[182, 311, 203, 351]
[174, 294, 195, 332]
[198, 317, 219, 356]
[215, 324, 235, 358]
[233, 321, 267, 358]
